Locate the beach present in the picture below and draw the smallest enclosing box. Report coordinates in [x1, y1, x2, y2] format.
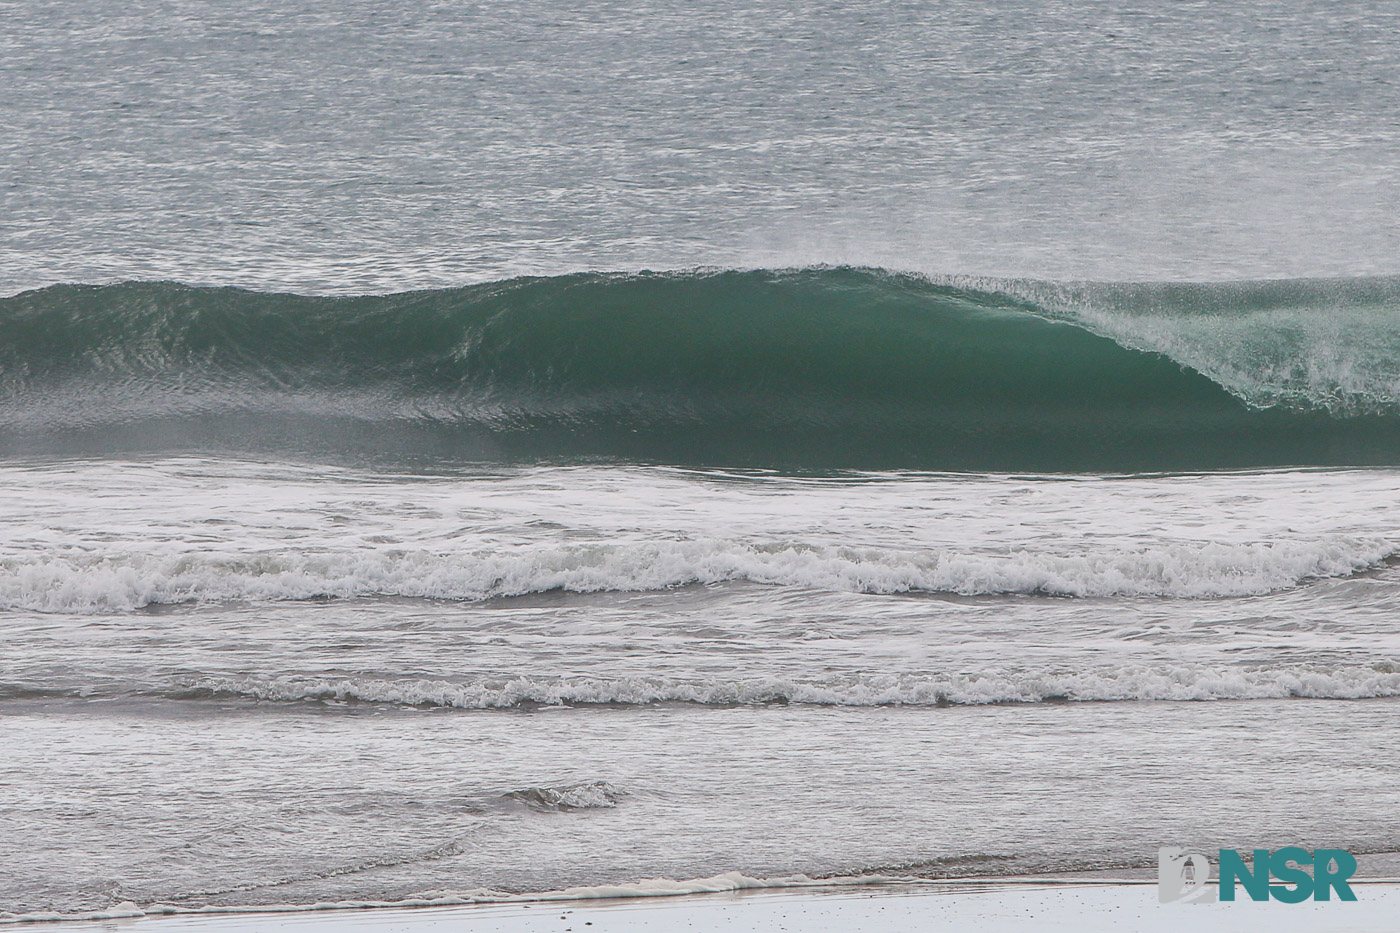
[20, 883, 1400, 933]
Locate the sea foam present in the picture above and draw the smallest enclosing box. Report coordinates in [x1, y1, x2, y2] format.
[180, 665, 1400, 707]
[0, 534, 1391, 613]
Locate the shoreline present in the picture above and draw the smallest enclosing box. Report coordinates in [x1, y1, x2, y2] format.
[10, 881, 1400, 933]
[11, 860, 1400, 930]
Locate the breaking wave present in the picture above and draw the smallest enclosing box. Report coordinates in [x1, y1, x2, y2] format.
[1, 535, 1393, 612]
[58, 664, 1400, 706]
[5, 268, 1400, 470]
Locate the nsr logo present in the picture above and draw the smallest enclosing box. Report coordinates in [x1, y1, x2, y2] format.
[1159, 847, 1358, 904]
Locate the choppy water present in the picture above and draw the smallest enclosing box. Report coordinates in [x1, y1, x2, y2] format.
[3, 0, 1400, 920]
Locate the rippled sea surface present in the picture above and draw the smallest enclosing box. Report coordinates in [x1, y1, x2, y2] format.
[5, 0, 1400, 294]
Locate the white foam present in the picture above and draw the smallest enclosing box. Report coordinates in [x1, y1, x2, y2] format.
[1, 534, 1391, 613]
[1004, 278, 1400, 415]
[188, 664, 1400, 707]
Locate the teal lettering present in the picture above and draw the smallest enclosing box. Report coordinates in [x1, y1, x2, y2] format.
[1219, 849, 1270, 902]
[1269, 847, 1313, 903]
[1313, 849, 1358, 901]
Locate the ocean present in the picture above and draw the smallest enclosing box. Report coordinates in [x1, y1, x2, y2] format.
[3, 0, 1400, 919]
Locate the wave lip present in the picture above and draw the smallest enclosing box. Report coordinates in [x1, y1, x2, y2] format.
[1, 534, 1392, 613]
[4, 268, 1400, 470]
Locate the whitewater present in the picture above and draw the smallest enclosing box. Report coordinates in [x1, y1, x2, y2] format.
[5, 457, 1400, 913]
[5, 0, 1400, 921]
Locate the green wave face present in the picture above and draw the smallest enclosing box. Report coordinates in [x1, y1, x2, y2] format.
[3, 268, 1399, 471]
